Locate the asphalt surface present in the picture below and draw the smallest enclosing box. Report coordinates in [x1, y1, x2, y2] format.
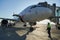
[0, 23, 60, 40]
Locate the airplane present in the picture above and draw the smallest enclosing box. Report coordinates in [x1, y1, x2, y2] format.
[0, 2, 60, 29]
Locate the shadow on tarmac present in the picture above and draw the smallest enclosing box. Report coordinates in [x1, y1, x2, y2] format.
[0, 26, 59, 40]
[0, 26, 34, 40]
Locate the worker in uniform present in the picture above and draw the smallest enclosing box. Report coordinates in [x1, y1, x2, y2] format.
[47, 22, 51, 38]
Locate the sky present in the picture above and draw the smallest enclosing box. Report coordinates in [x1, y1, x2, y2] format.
[0, 0, 60, 18]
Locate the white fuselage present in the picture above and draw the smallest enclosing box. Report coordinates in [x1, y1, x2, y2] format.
[19, 5, 52, 22]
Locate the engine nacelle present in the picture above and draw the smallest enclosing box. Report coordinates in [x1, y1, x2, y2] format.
[1, 19, 8, 26]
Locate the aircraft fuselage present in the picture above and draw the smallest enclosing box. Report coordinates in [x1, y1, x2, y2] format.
[19, 5, 52, 22]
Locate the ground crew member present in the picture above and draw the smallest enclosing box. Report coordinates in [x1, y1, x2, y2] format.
[47, 22, 51, 38]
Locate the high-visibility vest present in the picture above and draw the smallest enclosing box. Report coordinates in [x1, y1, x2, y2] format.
[47, 24, 51, 28]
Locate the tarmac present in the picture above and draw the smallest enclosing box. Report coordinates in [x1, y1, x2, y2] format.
[0, 22, 60, 40]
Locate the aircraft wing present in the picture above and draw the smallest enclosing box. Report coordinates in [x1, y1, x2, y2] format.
[0, 17, 19, 21]
[51, 16, 60, 18]
[0, 14, 20, 21]
[56, 6, 60, 9]
[48, 16, 60, 23]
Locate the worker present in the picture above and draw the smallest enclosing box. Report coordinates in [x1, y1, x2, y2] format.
[47, 22, 51, 38]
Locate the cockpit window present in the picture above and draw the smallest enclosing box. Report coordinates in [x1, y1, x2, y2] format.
[30, 2, 47, 9]
[37, 2, 47, 7]
[30, 5, 37, 9]
[30, 5, 43, 9]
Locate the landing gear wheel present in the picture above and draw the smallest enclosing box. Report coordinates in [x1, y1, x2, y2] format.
[29, 27, 34, 32]
[23, 24, 27, 27]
